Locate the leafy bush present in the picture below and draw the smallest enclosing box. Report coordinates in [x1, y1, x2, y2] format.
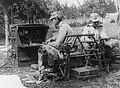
[69, 21, 88, 27]
[110, 20, 115, 23]
[69, 21, 81, 27]
[0, 33, 5, 39]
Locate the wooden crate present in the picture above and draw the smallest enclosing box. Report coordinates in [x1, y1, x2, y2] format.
[70, 66, 100, 79]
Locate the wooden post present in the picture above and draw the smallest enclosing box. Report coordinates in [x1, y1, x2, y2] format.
[2, 4, 9, 46]
[4, 14, 9, 46]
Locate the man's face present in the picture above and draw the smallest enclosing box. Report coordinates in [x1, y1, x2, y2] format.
[52, 18, 58, 25]
[52, 18, 59, 29]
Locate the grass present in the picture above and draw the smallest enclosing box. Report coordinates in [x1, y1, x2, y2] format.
[0, 66, 120, 88]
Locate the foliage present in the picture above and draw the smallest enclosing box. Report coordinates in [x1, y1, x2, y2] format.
[81, 0, 117, 18]
[63, 5, 81, 19]
[69, 21, 88, 27]
[46, 0, 117, 19]
[0, 3, 5, 36]
[110, 20, 115, 23]
[0, 0, 118, 25]
[9, 0, 50, 24]
[47, 0, 81, 19]
[105, 0, 117, 13]
[0, 0, 50, 24]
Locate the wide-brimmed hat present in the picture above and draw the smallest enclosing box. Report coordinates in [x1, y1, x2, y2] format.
[90, 13, 101, 22]
[49, 11, 63, 20]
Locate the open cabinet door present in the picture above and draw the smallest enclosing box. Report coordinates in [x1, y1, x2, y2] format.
[10, 24, 51, 67]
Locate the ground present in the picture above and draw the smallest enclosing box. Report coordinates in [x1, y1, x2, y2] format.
[1, 64, 120, 88]
[1, 23, 120, 88]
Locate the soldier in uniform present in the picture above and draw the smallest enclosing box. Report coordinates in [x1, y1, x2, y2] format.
[81, 13, 119, 67]
[37, 12, 75, 80]
[81, 13, 119, 48]
[81, 13, 108, 41]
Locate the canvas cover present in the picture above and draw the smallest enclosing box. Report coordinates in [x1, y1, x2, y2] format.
[0, 75, 26, 88]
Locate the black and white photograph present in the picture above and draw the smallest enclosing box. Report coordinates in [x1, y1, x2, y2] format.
[0, 0, 120, 88]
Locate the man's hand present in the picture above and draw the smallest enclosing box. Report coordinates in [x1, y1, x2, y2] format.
[48, 42, 59, 49]
[46, 37, 56, 44]
[48, 41, 56, 46]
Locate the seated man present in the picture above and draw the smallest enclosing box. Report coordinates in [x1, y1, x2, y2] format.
[81, 13, 119, 48]
[37, 12, 75, 79]
[81, 13, 108, 41]
[80, 13, 119, 67]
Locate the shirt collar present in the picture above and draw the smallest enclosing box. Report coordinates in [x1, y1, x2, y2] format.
[59, 21, 64, 28]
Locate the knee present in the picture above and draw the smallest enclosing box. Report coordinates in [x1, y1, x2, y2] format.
[105, 39, 119, 48]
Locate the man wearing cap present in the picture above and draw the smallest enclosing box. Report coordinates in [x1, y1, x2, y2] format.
[37, 12, 75, 80]
[79, 13, 119, 68]
[81, 13, 108, 41]
[81, 13, 119, 48]
[47, 11, 75, 47]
